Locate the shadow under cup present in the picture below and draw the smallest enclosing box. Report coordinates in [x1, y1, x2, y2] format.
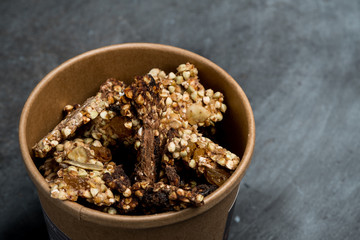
[19, 43, 255, 240]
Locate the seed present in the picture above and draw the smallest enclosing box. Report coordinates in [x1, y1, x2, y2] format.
[169, 191, 177, 200]
[83, 116, 91, 124]
[106, 189, 114, 198]
[180, 139, 188, 147]
[217, 158, 226, 166]
[134, 140, 141, 150]
[100, 183, 107, 192]
[181, 198, 190, 203]
[56, 144, 64, 152]
[100, 111, 108, 119]
[159, 71, 166, 80]
[177, 64, 187, 72]
[84, 138, 93, 144]
[123, 188, 132, 197]
[175, 76, 184, 84]
[138, 127, 143, 136]
[190, 68, 198, 76]
[82, 190, 92, 199]
[136, 94, 144, 105]
[183, 71, 191, 80]
[135, 190, 143, 197]
[50, 189, 60, 199]
[78, 168, 88, 177]
[205, 89, 214, 97]
[207, 142, 215, 152]
[92, 140, 102, 147]
[216, 112, 223, 121]
[160, 89, 170, 98]
[107, 207, 117, 215]
[91, 132, 101, 140]
[176, 189, 185, 197]
[187, 85, 195, 93]
[62, 127, 72, 137]
[149, 68, 160, 77]
[203, 96, 210, 105]
[124, 121, 132, 129]
[213, 92, 221, 99]
[166, 97, 173, 105]
[191, 92, 198, 101]
[180, 150, 187, 157]
[64, 105, 74, 112]
[90, 188, 99, 197]
[168, 85, 175, 93]
[226, 160, 235, 170]
[89, 110, 99, 119]
[196, 194, 204, 203]
[183, 92, 190, 101]
[68, 166, 78, 173]
[168, 142, 176, 153]
[220, 103, 227, 113]
[122, 205, 131, 210]
[168, 72, 176, 79]
[189, 159, 196, 169]
[140, 181, 149, 189]
[163, 154, 169, 162]
[190, 134, 198, 143]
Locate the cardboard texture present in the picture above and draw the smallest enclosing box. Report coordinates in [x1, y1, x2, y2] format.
[19, 43, 255, 239]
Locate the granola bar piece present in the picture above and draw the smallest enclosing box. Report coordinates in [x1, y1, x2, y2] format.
[33, 78, 126, 158]
[132, 67, 236, 186]
[103, 165, 131, 197]
[39, 157, 60, 183]
[132, 181, 207, 213]
[49, 162, 117, 206]
[36, 63, 240, 215]
[102, 165, 139, 213]
[162, 128, 238, 186]
[149, 63, 227, 128]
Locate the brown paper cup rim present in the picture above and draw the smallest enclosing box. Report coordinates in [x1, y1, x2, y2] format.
[19, 43, 255, 229]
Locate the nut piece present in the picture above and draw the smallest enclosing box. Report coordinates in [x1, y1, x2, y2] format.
[67, 146, 88, 163]
[186, 104, 211, 125]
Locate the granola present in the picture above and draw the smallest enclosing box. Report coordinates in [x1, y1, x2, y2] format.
[34, 63, 240, 215]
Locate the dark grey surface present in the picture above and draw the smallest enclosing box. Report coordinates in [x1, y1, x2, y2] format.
[1, 0, 359, 239]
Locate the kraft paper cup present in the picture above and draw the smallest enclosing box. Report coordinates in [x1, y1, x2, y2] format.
[19, 43, 255, 240]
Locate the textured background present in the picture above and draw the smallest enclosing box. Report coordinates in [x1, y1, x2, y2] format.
[1, 0, 360, 239]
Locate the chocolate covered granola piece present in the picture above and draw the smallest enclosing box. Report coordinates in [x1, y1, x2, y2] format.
[103, 165, 131, 195]
[130, 75, 165, 183]
[133, 181, 205, 214]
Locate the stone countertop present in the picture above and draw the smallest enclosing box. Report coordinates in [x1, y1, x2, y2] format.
[1, 1, 359, 239]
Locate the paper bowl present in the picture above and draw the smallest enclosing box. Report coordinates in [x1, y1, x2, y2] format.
[19, 43, 255, 240]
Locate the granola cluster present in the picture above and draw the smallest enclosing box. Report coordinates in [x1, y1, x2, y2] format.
[34, 63, 240, 215]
